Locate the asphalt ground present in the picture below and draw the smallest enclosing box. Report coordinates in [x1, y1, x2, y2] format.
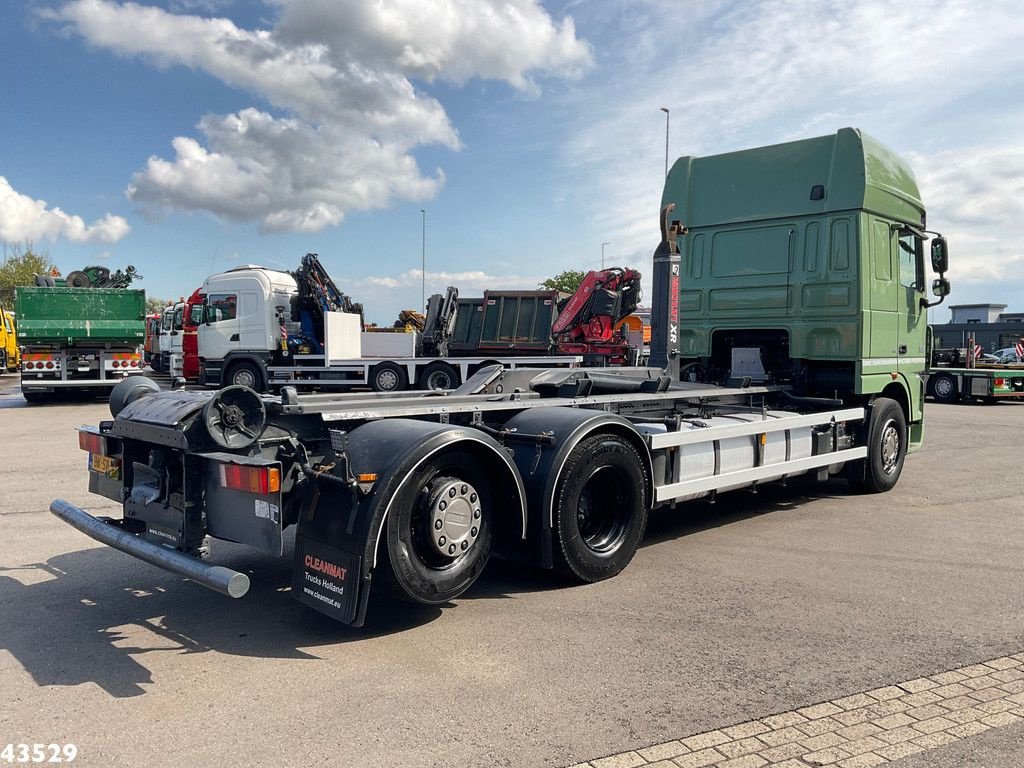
[1, 373, 1022, 768]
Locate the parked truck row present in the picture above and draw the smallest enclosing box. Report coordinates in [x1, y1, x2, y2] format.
[53, 128, 953, 627]
[139, 255, 645, 394]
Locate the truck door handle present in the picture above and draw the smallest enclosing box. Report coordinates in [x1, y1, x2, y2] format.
[898, 345, 907, 354]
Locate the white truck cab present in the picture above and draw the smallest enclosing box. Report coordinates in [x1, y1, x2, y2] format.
[198, 266, 297, 388]
[196, 262, 578, 392]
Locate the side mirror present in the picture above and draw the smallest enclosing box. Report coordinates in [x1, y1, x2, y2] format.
[931, 278, 950, 298]
[930, 236, 949, 274]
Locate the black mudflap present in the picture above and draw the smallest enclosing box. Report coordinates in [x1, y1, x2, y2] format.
[292, 534, 368, 626]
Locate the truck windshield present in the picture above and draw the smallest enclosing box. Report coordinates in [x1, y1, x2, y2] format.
[207, 294, 238, 323]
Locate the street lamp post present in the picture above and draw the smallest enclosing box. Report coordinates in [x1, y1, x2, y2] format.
[601, 241, 610, 269]
[660, 107, 670, 178]
[420, 209, 426, 310]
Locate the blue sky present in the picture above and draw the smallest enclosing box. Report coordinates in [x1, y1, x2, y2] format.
[1, 0, 1022, 325]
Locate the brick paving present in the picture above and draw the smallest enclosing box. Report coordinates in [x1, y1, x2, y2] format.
[567, 653, 1024, 768]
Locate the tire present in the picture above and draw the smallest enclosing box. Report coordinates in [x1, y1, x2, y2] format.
[930, 373, 959, 403]
[225, 361, 265, 392]
[419, 362, 460, 391]
[0, 350, 6, 375]
[385, 449, 493, 604]
[371, 362, 408, 392]
[66, 270, 92, 288]
[851, 397, 907, 493]
[22, 390, 49, 404]
[553, 433, 648, 582]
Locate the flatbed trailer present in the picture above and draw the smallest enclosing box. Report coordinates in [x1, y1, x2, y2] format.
[924, 365, 1024, 403]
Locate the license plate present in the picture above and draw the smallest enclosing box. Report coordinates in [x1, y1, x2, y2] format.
[89, 453, 121, 479]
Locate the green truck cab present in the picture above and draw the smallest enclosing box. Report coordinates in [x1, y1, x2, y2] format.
[662, 127, 950, 453]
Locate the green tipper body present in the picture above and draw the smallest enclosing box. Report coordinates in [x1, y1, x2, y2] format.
[15, 287, 146, 346]
[662, 128, 933, 450]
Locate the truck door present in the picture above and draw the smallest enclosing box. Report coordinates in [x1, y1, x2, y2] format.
[236, 291, 266, 351]
[896, 230, 926, 373]
[203, 293, 241, 360]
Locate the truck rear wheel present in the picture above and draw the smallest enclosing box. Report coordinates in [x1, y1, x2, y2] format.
[930, 373, 959, 403]
[420, 362, 460, 391]
[371, 362, 407, 392]
[385, 450, 493, 604]
[554, 433, 648, 583]
[851, 397, 907, 493]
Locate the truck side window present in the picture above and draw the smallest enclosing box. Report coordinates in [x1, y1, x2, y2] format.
[898, 233, 922, 290]
[207, 294, 238, 323]
[173, 306, 184, 330]
[3, 314, 11, 333]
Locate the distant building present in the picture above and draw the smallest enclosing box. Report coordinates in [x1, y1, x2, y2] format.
[932, 303, 1024, 351]
[948, 303, 1007, 324]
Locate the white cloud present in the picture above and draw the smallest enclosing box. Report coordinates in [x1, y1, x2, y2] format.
[46, 0, 591, 232]
[272, 0, 592, 90]
[910, 143, 1024, 283]
[0, 176, 130, 244]
[909, 146, 1024, 230]
[126, 108, 446, 231]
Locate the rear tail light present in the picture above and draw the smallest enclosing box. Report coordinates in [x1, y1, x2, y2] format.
[130, 360, 139, 367]
[219, 464, 281, 495]
[24, 362, 33, 370]
[994, 378, 1005, 387]
[79, 431, 105, 454]
[45, 362, 55, 369]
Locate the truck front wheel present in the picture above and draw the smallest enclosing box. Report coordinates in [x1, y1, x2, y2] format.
[371, 362, 408, 392]
[554, 433, 648, 582]
[385, 450, 493, 604]
[225, 361, 265, 392]
[852, 397, 907, 493]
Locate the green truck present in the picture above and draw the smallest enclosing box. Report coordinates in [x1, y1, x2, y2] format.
[49, 128, 953, 627]
[16, 286, 147, 402]
[658, 126, 950, 454]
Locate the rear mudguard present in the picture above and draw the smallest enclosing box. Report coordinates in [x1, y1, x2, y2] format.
[292, 418, 526, 626]
[500, 407, 653, 569]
